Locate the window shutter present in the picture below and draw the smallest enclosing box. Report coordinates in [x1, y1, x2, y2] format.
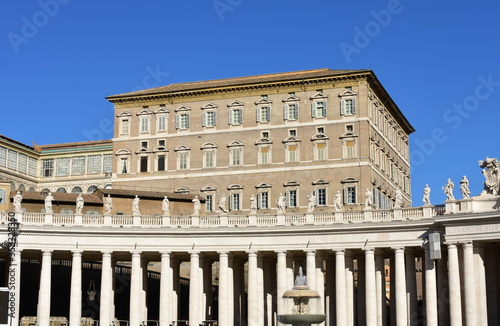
[343, 187, 348, 204]
[314, 189, 319, 205]
[311, 102, 317, 118]
[323, 101, 327, 117]
[294, 104, 299, 119]
[175, 114, 180, 129]
[352, 98, 356, 114]
[213, 112, 217, 126]
[256, 107, 261, 122]
[266, 107, 270, 122]
[238, 109, 242, 124]
[257, 193, 261, 209]
[186, 114, 190, 128]
[283, 105, 288, 120]
[228, 110, 232, 125]
[340, 100, 345, 115]
[202, 112, 206, 127]
[286, 191, 290, 207]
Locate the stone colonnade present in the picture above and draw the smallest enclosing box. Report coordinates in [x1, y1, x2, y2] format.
[7, 241, 500, 326]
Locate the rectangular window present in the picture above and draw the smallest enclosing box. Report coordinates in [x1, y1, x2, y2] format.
[56, 157, 70, 176]
[345, 186, 356, 204]
[259, 192, 269, 209]
[287, 190, 297, 207]
[28, 156, 37, 176]
[176, 113, 190, 129]
[140, 156, 148, 172]
[204, 151, 215, 168]
[41, 159, 54, 177]
[178, 153, 189, 170]
[341, 99, 356, 115]
[141, 141, 148, 149]
[140, 116, 150, 133]
[87, 155, 102, 174]
[0, 146, 6, 167]
[316, 188, 326, 206]
[120, 158, 128, 173]
[0, 189, 6, 204]
[206, 194, 213, 212]
[316, 143, 326, 160]
[230, 193, 240, 211]
[284, 104, 298, 120]
[287, 145, 297, 162]
[231, 148, 242, 166]
[103, 154, 113, 173]
[157, 115, 166, 131]
[18, 153, 27, 174]
[202, 111, 216, 127]
[345, 141, 355, 158]
[71, 156, 85, 175]
[312, 101, 327, 117]
[259, 147, 270, 164]
[121, 119, 130, 135]
[158, 155, 166, 171]
[257, 106, 270, 122]
[158, 139, 165, 147]
[8, 150, 17, 170]
[229, 109, 242, 125]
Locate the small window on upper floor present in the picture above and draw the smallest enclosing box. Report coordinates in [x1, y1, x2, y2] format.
[262, 131, 269, 138]
[158, 139, 165, 147]
[141, 141, 148, 149]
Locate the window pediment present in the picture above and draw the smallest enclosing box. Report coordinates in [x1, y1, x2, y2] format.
[115, 149, 132, 156]
[201, 142, 218, 149]
[116, 111, 132, 118]
[174, 187, 190, 193]
[338, 90, 357, 98]
[175, 145, 191, 152]
[310, 92, 328, 100]
[340, 132, 358, 139]
[227, 100, 244, 108]
[312, 179, 330, 185]
[255, 182, 272, 189]
[201, 103, 218, 110]
[135, 148, 151, 154]
[155, 107, 170, 114]
[284, 180, 301, 187]
[282, 136, 301, 143]
[137, 107, 154, 116]
[228, 184, 243, 190]
[175, 105, 191, 112]
[255, 98, 273, 105]
[282, 95, 300, 103]
[227, 140, 245, 148]
[341, 177, 359, 184]
[311, 133, 329, 141]
[255, 138, 273, 145]
[201, 186, 217, 192]
[153, 146, 169, 152]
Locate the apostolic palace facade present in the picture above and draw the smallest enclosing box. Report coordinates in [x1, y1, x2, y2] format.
[1, 68, 499, 326]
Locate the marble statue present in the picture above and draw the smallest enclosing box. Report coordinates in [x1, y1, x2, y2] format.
[479, 157, 500, 195]
[250, 194, 257, 212]
[307, 192, 315, 213]
[45, 192, 54, 214]
[276, 193, 286, 214]
[394, 189, 403, 208]
[365, 188, 373, 208]
[13, 191, 22, 213]
[443, 178, 455, 201]
[76, 194, 84, 214]
[423, 184, 431, 206]
[162, 196, 170, 216]
[460, 175, 471, 199]
[333, 191, 342, 211]
[104, 194, 112, 215]
[132, 195, 141, 215]
[295, 266, 307, 287]
[218, 194, 227, 213]
[192, 196, 201, 215]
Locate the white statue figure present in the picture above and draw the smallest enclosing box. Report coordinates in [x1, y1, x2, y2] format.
[460, 175, 471, 199]
[104, 194, 113, 215]
[45, 192, 54, 214]
[443, 178, 455, 201]
[218, 194, 227, 213]
[365, 188, 373, 208]
[333, 191, 342, 211]
[394, 189, 403, 208]
[276, 193, 286, 214]
[192, 196, 201, 215]
[479, 157, 500, 195]
[76, 194, 84, 214]
[423, 184, 431, 206]
[307, 192, 316, 213]
[132, 195, 141, 215]
[162, 196, 170, 216]
[13, 191, 23, 213]
[250, 194, 257, 212]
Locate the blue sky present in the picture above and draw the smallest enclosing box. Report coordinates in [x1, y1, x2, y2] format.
[1, 0, 499, 205]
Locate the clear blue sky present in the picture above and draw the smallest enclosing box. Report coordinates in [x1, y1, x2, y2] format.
[1, 0, 499, 205]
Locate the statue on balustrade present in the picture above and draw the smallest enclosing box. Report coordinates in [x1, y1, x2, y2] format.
[365, 188, 373, 208]
[132, 195, 141, 215]
[45, 192, 53, 214]
[76, 194, 84, 214]
[13, 191, 22, 213]
[104, 194, 113, 215]
[333, 191, 342, 211]
[162, 196, 170, 216]
[192, 196, 201, 216]
[479, 157, 500, 196]
[218, 194, 228, 213]
[276, 193, 286, 214]
[394, 189, 403, 208]
[460, 175, 471, 199]
[307, 192, 315, 213]
[423, 184, 431, 206]
[443, 178, 455, 201]
[250, 194, 257, 213]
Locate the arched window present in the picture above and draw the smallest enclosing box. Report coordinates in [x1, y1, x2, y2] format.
[87, 185, 98, 194]
[56, 187, 67, 193]
[71, 186, 83, 194]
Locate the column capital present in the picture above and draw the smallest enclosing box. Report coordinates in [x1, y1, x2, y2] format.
[246, 250, 258, 256]
[445, 242, 458, 249]
[159, 251, 171, 257]
[334, 249, 345, 255]
[461, 241, 473, 248]
[71, 250, 83, 255]
[363, 247, 375, 253]
[101, 250, 113, 256]
[41, 250, 53, 256]
[189, 251, 200, 257]
[275, 250, 287, 256]
[218, 251, 229, 257]
[392, 247, 405, 253]
[305, 249, 316, 254]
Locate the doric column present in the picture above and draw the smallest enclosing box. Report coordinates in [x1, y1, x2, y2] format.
[356, 255, 366, 324]
[474, 245, 487, 325]
[159, 252, 171, 326]
[375, 251, 386, 326]
[424, 245, 438, 326]
[335, 250, 347, 325]
[462, 241, 477, 326]
[171, 258, 180, 324]
[9, 249, 22, 326]
[189, 252, 201, 326]
[306, 250, 316, 290]
[130, 252, 143, 326]
[364, 248, 377, 326]
[219, 252, 229, 326]
[247, 251, 258, 326]
[37, 251, 52, 326]
[69, 250, 83, 326]
[232, 258, 243, 326]
[141, 257, 149, 323]
[286, 254, 294, 290]
[315, 254, 325, 320]
[325, 255, 335, 326]
[276, 251, 287, 324]
[257, 255, 264, 326]
[393, 247, 407, 326]
[228, 255, 235, 325]
[345, 251, 355, 326]
[447, 244, 462, 326]
[405, 249, 418, 325]
[100, 251, 113, 326]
